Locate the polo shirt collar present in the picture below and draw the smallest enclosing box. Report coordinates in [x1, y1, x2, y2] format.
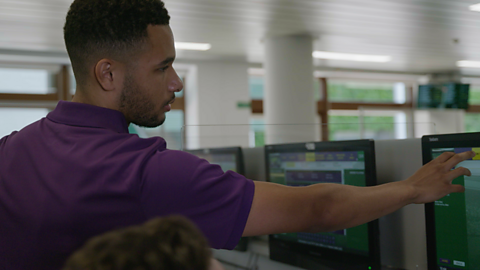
[47, 101, 129, 134]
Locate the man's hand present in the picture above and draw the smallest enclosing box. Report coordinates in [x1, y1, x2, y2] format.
[403, 151, 475, 204]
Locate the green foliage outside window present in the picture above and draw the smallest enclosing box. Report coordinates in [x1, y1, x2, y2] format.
[465, 86, 480, 132]
[248, 76, 397, 103]
[248, 77, 401, 144]
[327, 81, 394, 102]
[465, 113, 480, 133]
[254, 131, 265, 146]
[328, 115, 395, 141]
[250, 118, 266, 147]
[469, 87, 480, 105]
[249, 116, 396, 146]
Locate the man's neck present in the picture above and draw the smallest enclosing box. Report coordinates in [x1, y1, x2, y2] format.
[72, 88, 119, 111]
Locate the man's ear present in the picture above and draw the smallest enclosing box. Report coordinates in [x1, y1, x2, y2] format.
[94, 59, 118, 92]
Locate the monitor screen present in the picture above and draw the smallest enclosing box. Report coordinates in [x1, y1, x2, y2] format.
[417, 83, 469, 109]
[266, 140, 380, 270]
[422, 133, 480, 270]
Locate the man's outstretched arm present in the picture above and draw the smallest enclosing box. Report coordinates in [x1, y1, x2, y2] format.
[242, 151, 474, 237]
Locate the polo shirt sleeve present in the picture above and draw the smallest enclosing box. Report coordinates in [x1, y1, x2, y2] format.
[140, 149, 255, 249]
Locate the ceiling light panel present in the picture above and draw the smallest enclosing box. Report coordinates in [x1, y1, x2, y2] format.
[457, 60, 480, 68]
[175, 42, 211, 51]
[469, 3, 480, 12]
[312, 51, 392, 63]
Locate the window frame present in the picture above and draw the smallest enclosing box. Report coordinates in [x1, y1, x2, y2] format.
[250, 77, 416, 141]
[0, 64, 71, 105]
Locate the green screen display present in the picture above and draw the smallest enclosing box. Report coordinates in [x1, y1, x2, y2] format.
[418, 83, 469, 109]
[431, 148, 480, 270]
[269, 151, 369, 256]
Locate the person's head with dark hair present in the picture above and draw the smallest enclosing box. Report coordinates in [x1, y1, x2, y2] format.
[64, 0, 183, 127]
[62, 216, 224, 270]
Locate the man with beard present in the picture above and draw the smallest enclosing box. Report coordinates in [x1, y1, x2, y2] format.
[0, 0, 475, 269]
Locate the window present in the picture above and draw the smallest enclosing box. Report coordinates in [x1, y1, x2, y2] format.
[327, 80, 406, 103]
[324, 79, 409, 141]
[469, 85, 480, 105]
[465, 113, 480, 133]
[328, 110, 407, 141]
[249, 76, 264, 100]
[0, 67, 56, 94]
[0, 64, 66, 139]
[249, 117, 265, 147]
[0, 108, 50, 138]
[247, 73, 413, 141]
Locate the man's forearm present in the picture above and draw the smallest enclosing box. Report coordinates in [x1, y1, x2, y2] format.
[308, 181, 415, 232]
[243, 150, 474, 237]
[243, 181, 414, 236]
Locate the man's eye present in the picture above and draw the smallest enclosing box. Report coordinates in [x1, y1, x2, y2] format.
[159, 66, 169, 72]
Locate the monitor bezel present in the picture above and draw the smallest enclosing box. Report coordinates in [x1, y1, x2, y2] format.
[186, 146, 245, 175]
[422, 132, 480, 270]
[265, 139, 380, 270]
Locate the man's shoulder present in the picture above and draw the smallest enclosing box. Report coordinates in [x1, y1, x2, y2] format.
[142, 148, 220, 181]
[144, 148, 200, 169]
[0, 133, 11, 146]
[0, 118, 45, 145]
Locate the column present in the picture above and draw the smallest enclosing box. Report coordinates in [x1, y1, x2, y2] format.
[264, 35, 317, 144]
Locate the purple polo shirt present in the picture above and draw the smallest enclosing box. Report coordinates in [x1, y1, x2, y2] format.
[0, 101, 255, 270]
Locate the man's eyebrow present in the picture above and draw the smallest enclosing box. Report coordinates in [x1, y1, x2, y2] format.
[157, 57, 175, 66]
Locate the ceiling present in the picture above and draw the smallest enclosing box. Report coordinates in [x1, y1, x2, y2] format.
[2, 0, 480, 75]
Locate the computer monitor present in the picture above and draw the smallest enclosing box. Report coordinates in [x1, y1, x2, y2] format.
[422, 133, 480, 270]
[185, 146, 248, 251]
[417, 83, 469, 109]
[265, 140, 380, 270]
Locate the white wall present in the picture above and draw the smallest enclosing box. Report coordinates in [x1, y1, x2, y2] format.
[177, 60, 251, 149]
[414, 109, 465, 137]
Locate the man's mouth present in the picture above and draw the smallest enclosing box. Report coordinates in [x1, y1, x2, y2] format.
[164, 97, 175, 112]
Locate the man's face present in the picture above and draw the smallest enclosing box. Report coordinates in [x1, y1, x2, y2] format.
[119, 25, 183, 127]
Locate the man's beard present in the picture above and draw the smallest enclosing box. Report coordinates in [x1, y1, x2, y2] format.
[119, 74, 165, 128]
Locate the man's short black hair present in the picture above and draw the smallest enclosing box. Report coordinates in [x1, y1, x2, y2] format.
[64, 0, 170, 86]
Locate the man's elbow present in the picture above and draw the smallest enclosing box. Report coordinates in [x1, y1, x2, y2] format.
[304, 202, 340, 233]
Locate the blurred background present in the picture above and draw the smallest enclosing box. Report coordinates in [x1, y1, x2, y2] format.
[2, 0, 480, 149]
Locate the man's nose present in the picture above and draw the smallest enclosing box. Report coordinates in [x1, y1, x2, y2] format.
[169, 72, 184, 92]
